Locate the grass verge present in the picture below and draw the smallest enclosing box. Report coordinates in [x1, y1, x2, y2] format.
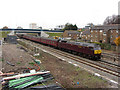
[46, 33, 63, 37]
[0, 31, 10, 38]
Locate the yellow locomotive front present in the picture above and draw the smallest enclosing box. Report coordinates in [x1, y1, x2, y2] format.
[94, 49, 102, 54]
[93, 45, 102, 59]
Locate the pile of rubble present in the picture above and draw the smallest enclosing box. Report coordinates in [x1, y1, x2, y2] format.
[0, 69, 65, 90]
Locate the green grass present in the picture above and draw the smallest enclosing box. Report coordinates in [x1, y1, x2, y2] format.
[46, 33, 63, 37]
[0, 31, 10, 38]
[0, 59, 4, 61]
[69, 65, 108, 88]
[27, 33, 38, 36]
[16, 62, 21, 64]
[29, 62, 35, 66]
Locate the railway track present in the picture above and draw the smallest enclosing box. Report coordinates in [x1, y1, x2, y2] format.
[102, 52, 120, 57]
[19, 39, 120, 78]
[102, 52, 119, 60]
[98, 60, 120, 69]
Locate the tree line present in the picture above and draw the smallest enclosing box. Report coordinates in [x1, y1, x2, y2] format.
[103, 15, 120, 25]
[63, 23, 78, 30]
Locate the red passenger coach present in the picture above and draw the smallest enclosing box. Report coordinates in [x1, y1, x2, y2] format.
[58, 41, 97, 59]
[32, 37, 40, 42]
[40, 37, 58, 47]
[18, 34, 58, 47]
[23, 35, 40, 43]
[58, 41, 85, 53]
[17, 34, 101, 60]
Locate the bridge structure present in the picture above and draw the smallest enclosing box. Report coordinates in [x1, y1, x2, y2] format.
[0, 29, 64, 33]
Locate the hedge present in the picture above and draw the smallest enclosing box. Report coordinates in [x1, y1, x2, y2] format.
[90, 42, 116, 51]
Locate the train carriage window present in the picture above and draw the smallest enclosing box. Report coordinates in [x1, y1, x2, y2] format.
[89, 47, 94, 50]
[94, 44, 101, 50]
[61, 40, 67, 43]
[94, 46, 101, 50]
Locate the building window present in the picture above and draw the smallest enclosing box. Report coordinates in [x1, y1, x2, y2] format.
[91, 40, 93, 42]
[95, 35, 97, 37]
[116, 35, 118, 37]
[111, 35, 113, 38]
[104, 39, 106, 42]
[103, 32, 106, 36]
[91, 35, 93, 37]
[111, 30, 113, 33]
[88, 35, 90, 37]
[100, 30, 103, 32]
[116, 30, 119, 33]
[69, 34, 71, 36]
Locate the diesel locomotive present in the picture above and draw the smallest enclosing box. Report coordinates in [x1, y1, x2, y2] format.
[17, 34, 102, 60]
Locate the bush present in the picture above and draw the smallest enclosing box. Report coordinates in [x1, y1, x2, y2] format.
[104, 44, 111, 50]
[90, 42, 116, 51]
[111, 45, 116, 51]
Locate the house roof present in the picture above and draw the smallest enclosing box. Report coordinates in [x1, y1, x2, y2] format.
[91, 24, 120, 30]
[81, 30, 90, 35]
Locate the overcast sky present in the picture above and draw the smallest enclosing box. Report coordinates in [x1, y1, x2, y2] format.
[0, 0, 119, 29]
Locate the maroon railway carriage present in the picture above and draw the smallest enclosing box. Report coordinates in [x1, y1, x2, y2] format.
[17, 34, 101, 60]
[22, 35, 40, 42]
[40, 37, 58, 47]
[58, 41, 101, 59]
[18, 34, 58, 47]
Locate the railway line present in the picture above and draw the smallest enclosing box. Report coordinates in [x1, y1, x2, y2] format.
[102, 52, 119, 61]
[19, 39, 120, 79]
[102, 52, 120, 57]
[98, 60, 120, 69]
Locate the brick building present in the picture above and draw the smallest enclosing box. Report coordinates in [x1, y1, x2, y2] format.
[80, 29, 90, 42]
[63, 30, 80, 40]
[90, 24, 120, 44]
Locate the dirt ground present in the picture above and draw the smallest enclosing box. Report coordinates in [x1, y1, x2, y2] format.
[1, 43, 109, 89]
[37, 51, 109, 88]
[2, 44, 37, 73]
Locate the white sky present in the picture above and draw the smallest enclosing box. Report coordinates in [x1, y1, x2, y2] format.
[0, 0, 119, 29]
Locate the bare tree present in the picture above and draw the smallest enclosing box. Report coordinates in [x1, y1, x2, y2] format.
[2, 26, 8, 29]
[103, 15, 120, 25]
